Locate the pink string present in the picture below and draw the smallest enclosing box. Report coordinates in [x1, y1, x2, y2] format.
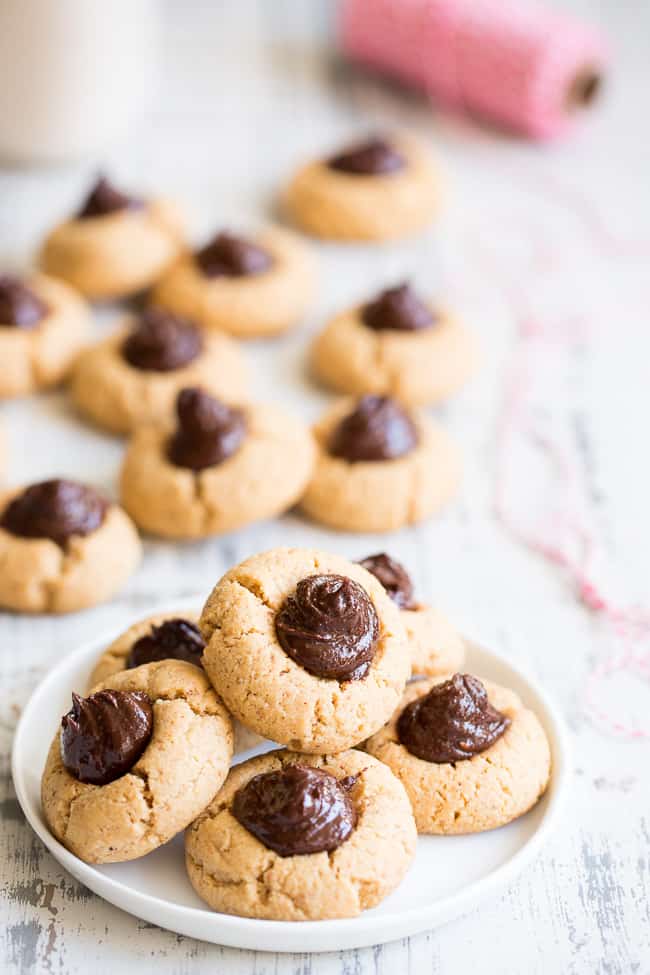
[496, 316, 650, 739]
[340, 0, 608, 140]
[501, 167, 650, 262]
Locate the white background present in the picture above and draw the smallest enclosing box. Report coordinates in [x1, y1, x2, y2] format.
[1, 1, 649, 972]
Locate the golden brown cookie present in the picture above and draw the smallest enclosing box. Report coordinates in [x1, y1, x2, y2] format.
[404, 606, 466, 676]
[70, 309, 249, 435]
[0, 272, 89, 399]
[285, 134, 442, 241]
[311, 283, 478, 405]
[0, 479, 141, 614]
[364, 674, 551, 834]
[39, 176, 184, 300]
[87, 609, 262, 754]
[185, 749, 416, 920]
[41, 660, 233, 863]
[120, 389, 315, 539]
[300, 395, 461, 533]
[151, 226, 316, 338]
[357, 553, 465, 676]
[200, 547, 410, 753]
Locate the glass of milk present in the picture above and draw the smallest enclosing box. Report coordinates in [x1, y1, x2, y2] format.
[0, 0, 159, 164]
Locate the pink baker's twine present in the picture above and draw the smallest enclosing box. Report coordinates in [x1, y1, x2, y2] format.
[340, 0, 608, 140]
[496, 316, 650, 739]
[499, 167, 650, 262]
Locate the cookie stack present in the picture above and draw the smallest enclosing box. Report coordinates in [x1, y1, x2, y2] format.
[42, 546, 551, 922]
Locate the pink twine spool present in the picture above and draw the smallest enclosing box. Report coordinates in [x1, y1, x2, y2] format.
[339, 0, 608, 140]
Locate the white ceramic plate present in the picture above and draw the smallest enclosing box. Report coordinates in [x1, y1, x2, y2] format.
[12, 615, 570, 953]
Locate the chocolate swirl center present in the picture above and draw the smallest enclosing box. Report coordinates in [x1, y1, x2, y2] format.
[0, 275, 48, 329]
[232, 765, 357, 857]
[1, 479, 108, 548]
[275, 574, 379, 681]
[122, 308, 203, 372]
[167, 387, 247, 471]
[362, 283, 434, 333]
[61, 690, 153, 785]
[358, 553, 416, 610]
[398, 674, 511, 763]
[329, 395, 419, 463]
[195, 231, 273, 278]
[77, 176, 144, 219]
[328, 137, 405, 176]
[127, 618, 205, 670]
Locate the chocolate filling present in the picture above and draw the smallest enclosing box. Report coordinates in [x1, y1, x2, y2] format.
[1, 479, 108, 548]
[60, 689, 153, 785]
[362, 283, 434, 333]
[358, 553, 416, 610]
[77, 176, 144, 219]
[275, 573, 379, 681]
[0, 275, 48, 329]
[122, 308, 203, 372]
[127, 618, 205, 670]
[195, 231, 273, 278]
[167, 387, 246, 471]
[328, 137, 405, 176]
[329, 395, 418, 463]
[397, 673, 510, 763]
[232, 765, 357, 857]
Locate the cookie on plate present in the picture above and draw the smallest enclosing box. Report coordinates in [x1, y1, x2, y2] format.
[39, 176, 184, 300]
[200, 547, 409, 753]
[41, 660, 233, 863]
[185, 749, 416, 920]
[285, 134, 442, 241]
[0, 272, 89, 399]
[151, 226, 316, 338]
[87, 610, 262, 753]
[71, 307, 249, 435]
[300, 395, 461, 533]
[120, 388, 315, 539]
[312, 282, 478, 405]
[0, 479, 141, 613]
[364, 673, 552, 834]
[358, 553, 465, 677]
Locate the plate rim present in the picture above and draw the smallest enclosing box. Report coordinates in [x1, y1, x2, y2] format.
[11, 607, 571, 953]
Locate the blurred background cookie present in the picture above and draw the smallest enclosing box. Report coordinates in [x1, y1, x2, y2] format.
[285, 134, 442, 240]
[152, 225, 316, 338]
[120, 388, 315, 538]
[0, 478, 140, 613]
[312, 282, 478, 405]
[0, 272, 89, 398]
[39, 176, 184, 300]
[71, 308, 249, 435]
[301, 395, 462, 532]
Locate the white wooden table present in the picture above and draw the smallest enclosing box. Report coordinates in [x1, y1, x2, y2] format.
[2, 2, 649, 972]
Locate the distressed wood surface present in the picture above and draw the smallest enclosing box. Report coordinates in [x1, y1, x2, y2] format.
[1, 1, 649, 972]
